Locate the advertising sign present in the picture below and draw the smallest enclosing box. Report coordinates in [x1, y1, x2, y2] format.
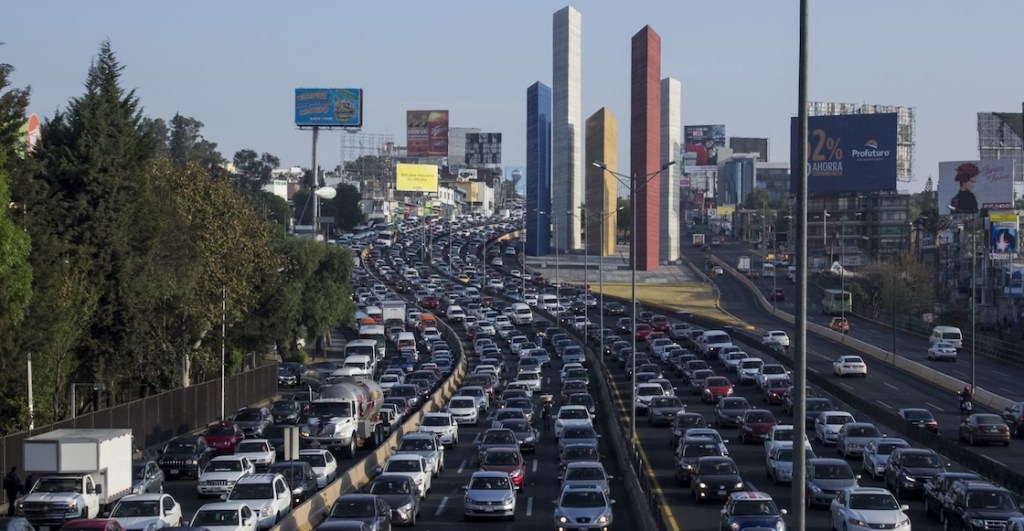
[466, 133, 503, 165]
[294, 89, 363, 127]
[790, 113, 898, 193]
[937, 159, 1014, 215]
[407, 110, 449, 157]
[991, 223, 1018, 257]
[683, 124, 726, 167]
[395, 163, 439, 193]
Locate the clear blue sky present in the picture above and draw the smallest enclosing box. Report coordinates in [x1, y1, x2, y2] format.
[4, 1, 1023, 194]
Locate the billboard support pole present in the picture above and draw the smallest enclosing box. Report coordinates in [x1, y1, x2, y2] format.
[312, 126, 320, 237]
[792, 0, 810, 528]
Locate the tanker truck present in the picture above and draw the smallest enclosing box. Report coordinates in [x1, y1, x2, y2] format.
[301, 377, 386, 457]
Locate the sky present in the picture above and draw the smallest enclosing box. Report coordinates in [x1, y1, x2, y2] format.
[4, 1, 1023, 195]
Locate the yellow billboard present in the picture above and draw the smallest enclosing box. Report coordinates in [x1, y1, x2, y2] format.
[395, 163, 439, 193]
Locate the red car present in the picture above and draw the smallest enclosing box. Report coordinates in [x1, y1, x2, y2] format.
[651, 315, 672, 333]
[701, 376, 735, 403]
[738, 409, 778, 444]
[763, 379, 792, 405]
[59, 519, 127, 531]
[560, 381, 589, 403]
[420, 296, 440, 309]
[479, 447, 526, 490]
[634, 324, 654, 341]
[202, 421, 245, 455]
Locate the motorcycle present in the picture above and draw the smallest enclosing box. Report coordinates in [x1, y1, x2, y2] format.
[959, 397, 973, 414]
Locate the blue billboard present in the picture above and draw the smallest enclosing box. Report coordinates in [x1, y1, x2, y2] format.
[295, 88, 363, 127]
[790, 113, 897, 193]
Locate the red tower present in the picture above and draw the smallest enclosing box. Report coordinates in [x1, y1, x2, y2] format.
[630, 25, 662, 271]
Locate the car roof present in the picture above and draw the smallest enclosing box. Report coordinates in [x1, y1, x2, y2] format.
[119, 493, 167, 501]
[728, 491, 774, 501]
[235, 473, 283, 485]
[197, 501, 250, 511]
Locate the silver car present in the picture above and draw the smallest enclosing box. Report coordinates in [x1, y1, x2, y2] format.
[561, 462, 612, 496]
[553, 484, 615, 531]
[861, 438, 909, 479]
[462, 471, 517, 521]
[394, 432, 445, 477]
[836, 422, 883, 458]
[807, 458, 860, 507]
[765, 443, 816, 485]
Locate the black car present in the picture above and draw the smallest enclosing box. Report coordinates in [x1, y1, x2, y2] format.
[603, 302, 625, 315]
[271, 399, 302, 424]
[898, 407, 939, 433]
[690, 456, 744, 503]
[884, 447, 948, 499]
[233, 406, 274, 438]
[278, 363, 301, 387]
[269, 461, 319, 505]
[157, 435, 213, 479]
[943, 481, 1023, 529]
[923, 472, 982, 519]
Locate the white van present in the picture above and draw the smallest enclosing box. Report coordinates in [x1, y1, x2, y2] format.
[336, 354, 374, 378]
[538, 294, 559, 312]
[930, 326, 963, 350]
[396, 332, 417, 352]
[762, 263, 776, 278]
[511, 303, 533, 325]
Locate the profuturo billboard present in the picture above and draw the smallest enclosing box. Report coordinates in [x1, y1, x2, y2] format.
[790, 113, 897, 193]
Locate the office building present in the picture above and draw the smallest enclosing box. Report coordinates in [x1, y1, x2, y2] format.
[526, 82, 553, 257]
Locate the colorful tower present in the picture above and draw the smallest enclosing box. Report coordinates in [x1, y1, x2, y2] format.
[630, 25, 662, 271]
[526, 82, 552, 257]
[585, 107, 618, 256]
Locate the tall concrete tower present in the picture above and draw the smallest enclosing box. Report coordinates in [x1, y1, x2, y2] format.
[526, 82, 552, 257]
[585, 107, 618, 256]
[630, 25, 661, 271]
[553, 5, 582, 251]
[660, 77, 681, 263]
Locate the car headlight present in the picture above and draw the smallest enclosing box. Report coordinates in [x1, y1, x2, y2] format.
[698, 482, 707, 489]
[810, 483, 822, 492]
[734, 482, 743, 489]
[899, 518, 911, 527]
[260, 507, 272, 516]
[558, 515, 568, 524]
[847, 517, 867, 527]
[597, 514, 610, 524]
[970, 519, 986, 527]
[730, 523, 741, 531]
[186, 459, 196, 465]
[775, 521, 785, 531]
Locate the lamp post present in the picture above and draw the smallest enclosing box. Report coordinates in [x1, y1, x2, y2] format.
[592, 159, 676, 452]
[949, 205, 977, 391]
[537, 211, 559, 305]
[71, 382, 106, 419]
[598, 207, 624, 367]
[313, 185, 336, 240]
[568, 206, 589, 306]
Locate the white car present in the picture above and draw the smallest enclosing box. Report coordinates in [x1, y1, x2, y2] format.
[509, 336, 529, 355]
[927, 341, 958, 361]
[476, 322, 497, 337]
[109, 493, 183, 528]
[197, 456, 256, 498]
[379, 373, 403, 391]
[515, 371, 542, 392]
[225, 474, 292, 530]
[234, 439, 276, 471]
[446, 396, 480, 425]
[297, 449, 338, 489]
[634, 383, 668, 414]
[190, 501, 259, 531]
[395, 432, 445, 477]
[736, 358, 765, 385]
[554, 405, 595, 439]
[761, 330, 791, 347]
[753, 364, 791, 390]
[833, 355, 868, 377]
[418, 412, 459, 447]
[380, 454, 432, 499]
[815, 411, 857, 446]
[829, 487, 911, 531]
[762, 424, 811, 458]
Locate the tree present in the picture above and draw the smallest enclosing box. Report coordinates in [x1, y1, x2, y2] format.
[858, 253, 935, 320]
[168, 113, 224, 173]
[328, 183, 362, 231]
[0, 57, 33, 334]
[232, 148, 279, 195]
[344, 155, 388, 179]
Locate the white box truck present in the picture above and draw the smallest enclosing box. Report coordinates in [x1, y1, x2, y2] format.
[17, 429, 133, 530]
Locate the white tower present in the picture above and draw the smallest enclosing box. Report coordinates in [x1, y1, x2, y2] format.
[660, 77, 681, 263]
[553, 5, 582, 250]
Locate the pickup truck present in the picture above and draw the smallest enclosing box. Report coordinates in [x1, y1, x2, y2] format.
[1003, 402, 1024, 438]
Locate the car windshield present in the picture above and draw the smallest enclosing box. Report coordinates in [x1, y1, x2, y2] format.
[563, 447, 599, 460]
[450, 398, 475, 408]
[901, 410, 931, 420]
[562, 491, 606, 508]
[193, 510, 239, 525]
[271, 465, 307, 481]
[483, 452, 521, 466]
[422, 416, 449, 426]
[206, 427, 236, 437]
[731, 500, 778, 516]
[746, 412, 774, 423]
[132, 463, 147, 479]
[306, 402, 353, 417]
[235, 411, 262, 422]
[877, 443, 904, 454]
[563, 427, 595, 438]
[369, 478, 411, 494]
[31, 478, 80, 493]
[330, 498, 376, 517]
[849, 493, 900, 510]
[651, 397, 681, 408]
[470, 476, 511, 490]
[229, 483, 274, 500]
[165, 439, 198, 453]
[902, 454, 942, 468]
[400, 439, 436, 451]
[966, 491, 1017, 510]
[299, 454, 326, 467]
[386, 460, 422, 472]
[846, 426, 879, 437]
[773, 430, 793, 441]
[722, 400, 749, 410]
[237, 442, 268, 453]
[208, 460, 242, 472]
[683, 443, 720, 457]
[111, 500, 160, 517]
[974, 415, 1003, 426]
[706, 378, 729, 386]
[483, 432, 516, 444]
[764, 366, 786, 375]
[701, 461, 737, 474]
[560, 409, 589, 420]
[826, 416, 853, 425]
[813, 464, 854, 479]
[565, 467, 605, 481]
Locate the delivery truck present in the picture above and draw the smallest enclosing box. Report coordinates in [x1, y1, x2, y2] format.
[737, 255, 751, 275]
[692, 233, 706, 247]
[17, 429, 133, 530]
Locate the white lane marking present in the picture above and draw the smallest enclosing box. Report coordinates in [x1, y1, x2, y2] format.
[812, 352, 832, 362]
[1000, 387, 1015, 396]
[808, 367, 819, 373]
[745, 481, 758, 492]
[546, 377, 552, 385]
[840, 383, 853, 391]
[531, 459, 538, 473]
[526, 496, 533, 516]
[926, 402, 945, 413]
[435, 496, 448, 516]
[457, 459, 467, 474]
[983, 455, 1006, 467]
[883, 382, 899, 391]
[877, 401, 893, 410]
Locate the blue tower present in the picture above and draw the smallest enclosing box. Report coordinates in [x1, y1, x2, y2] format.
[527, 82, 552, 257]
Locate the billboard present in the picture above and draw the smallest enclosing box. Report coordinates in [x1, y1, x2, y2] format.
[683, 124, 726, 167]
[294, 89, 363, 127]
[395, 163, 439, 193]
[729, 137, 769, 162]
[938, 159, 1014, 215]
[990, 211, 1019, 259]
[790, 113, 898, 193]
[407, 110, 449, 157]
[465, 133, 502, 165]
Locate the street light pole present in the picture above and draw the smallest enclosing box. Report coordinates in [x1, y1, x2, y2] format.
[598, 208, 623, 368]
[593, 160, 676, 453]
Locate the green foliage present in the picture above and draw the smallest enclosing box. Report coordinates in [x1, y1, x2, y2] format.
[0, 60, 33, 334]
[169, 113, 224, 174]
[345, 155, 389, 179]
[232, 148, 280, 195]
[328, 183, 362, 231]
